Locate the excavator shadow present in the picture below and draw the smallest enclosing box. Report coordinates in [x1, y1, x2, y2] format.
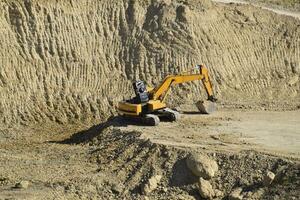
[181, 111, 207, 115]
[49, 116, 148, 145]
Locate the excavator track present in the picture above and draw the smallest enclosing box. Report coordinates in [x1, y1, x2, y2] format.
[143, 114, 160, 126]
[157, 108, 180, 122]
[122, 114, 160, 126]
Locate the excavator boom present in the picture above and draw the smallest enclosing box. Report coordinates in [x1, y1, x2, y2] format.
[150, 65, 215, 102]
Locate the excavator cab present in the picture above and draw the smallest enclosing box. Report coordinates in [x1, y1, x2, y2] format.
[132, 81, 149, 104]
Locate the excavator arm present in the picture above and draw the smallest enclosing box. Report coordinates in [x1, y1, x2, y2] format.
[150, 65, 216, 102]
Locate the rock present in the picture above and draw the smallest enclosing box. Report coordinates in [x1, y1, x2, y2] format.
[186, 153, 218, 179]
[64, 184, 76, 192]
[198, 178, 214, 199]
[288, 76, 299, 86]
[0, 177, 9, 185]
[251, 188, 265, 199]
[215, 189, 224, 197]
[162, 187, 168, 193]
[291, 62, 300, 74]
[142, 175, 162, 194]
[15, 180, 30, 189]
[176, 5, 189, 22]
[277, 71, 285, 79]
[111, 183, 123, 194]
[163, 0, 172, 6]
[177, 194, 196, 200]
[244, 191, 253, 199]
[196, 100, 217, 114]
[263, 171, 275, 186]
[273, 165, 288, 183]
[235, 84, 242, 90]
[229, 187, 243, 200]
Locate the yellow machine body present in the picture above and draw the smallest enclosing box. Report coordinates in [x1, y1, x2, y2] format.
[118, 101, 142, 116]
[117, 64, 216, 122]
[118, 100, 167, 116]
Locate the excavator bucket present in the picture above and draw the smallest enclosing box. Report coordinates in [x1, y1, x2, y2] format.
[196, 100, 217, 114]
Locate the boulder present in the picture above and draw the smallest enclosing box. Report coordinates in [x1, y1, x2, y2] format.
[288, 76, 299, 86]
[186, 153, 218, 179]
[15, 180, 30, 189]
[291, 62, 300, 74]
[229, 187, 243, 200]
[198, 178, 214, 199]
[142, 175, 162, 194]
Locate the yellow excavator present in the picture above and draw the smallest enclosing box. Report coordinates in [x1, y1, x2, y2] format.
[118, 64, 217, 126]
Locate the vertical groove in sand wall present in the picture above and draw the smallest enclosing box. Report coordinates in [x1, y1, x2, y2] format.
[0, 0, 299, 125]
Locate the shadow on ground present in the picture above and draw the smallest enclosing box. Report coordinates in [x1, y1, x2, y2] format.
[50, 110, 208, 145]
[181, 111, 207, 115]
[50, 116, 150, 144]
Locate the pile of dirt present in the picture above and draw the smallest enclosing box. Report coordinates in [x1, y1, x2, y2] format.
[86, 127, 299, 199]
[0, 0, 299, 127]
[0, 114, 298, 199]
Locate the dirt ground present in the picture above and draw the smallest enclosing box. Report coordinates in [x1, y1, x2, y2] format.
[0, 106, 299, 199]
[122, 105, 300, 157]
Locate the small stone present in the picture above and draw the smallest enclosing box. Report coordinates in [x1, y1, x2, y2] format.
[288, 76, 299, 86]
[263, 171, 275, 186]
[142, 175, 162, 194]
[235, 84, 241, 90]
[177, 194, 196, 200]
[215, 189, 224, 197]
[111, 183, 123, 194]
[0, 177, 8, 184]
[251, 188, 265, 199]
[162, 148, 171, 157]
[198, 178, 214, 199]
[162, 187, 168, 193]
[274, 165, 288, 183]
[15, 180, 30, 189]
[244, 191, 253, 198]
[277, 71, 285, 79]
[64, 184, 75, 191]
[229, 187, 243, 200]
[186, 153, 218, 179]
[291, 62, 300, 74]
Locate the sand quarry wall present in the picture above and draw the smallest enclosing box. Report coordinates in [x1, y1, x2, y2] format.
[0, 0, 299, 126]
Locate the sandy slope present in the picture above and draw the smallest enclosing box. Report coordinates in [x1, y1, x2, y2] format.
[0, 0, 299, 126]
